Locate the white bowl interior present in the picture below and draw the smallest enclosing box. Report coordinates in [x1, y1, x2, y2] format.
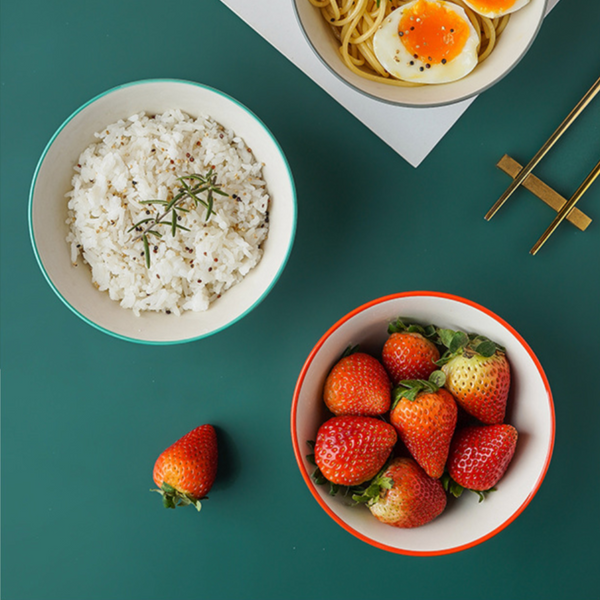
[293, 293, 553, 554]
[294, 0, 547, 107]
[30, 81, 296, 343]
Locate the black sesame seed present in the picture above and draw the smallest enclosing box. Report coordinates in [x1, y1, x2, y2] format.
[411, 26, 415, 30]
[414, 53, 418, 58]
[450, 28, 454, 32]
[399, 31, 404, 37]
[420, 66, 424, 71]
[426, 63, 431, 69]
[410, 61, 414, 65]
[442, 58, 447, 64]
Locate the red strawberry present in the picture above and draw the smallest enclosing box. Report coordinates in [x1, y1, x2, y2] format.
[323, 351, 391, 416]
[382, 325, 440, 385]
[438, 330, 510, 425]
[152, 424, 218, 510]
[313, 416, 397, 486]
[367, 457, 447, 528]
[447, 424, 518, 495]
[390, 375, 457, 479]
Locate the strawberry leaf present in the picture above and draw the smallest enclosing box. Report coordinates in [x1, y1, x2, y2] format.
[449, 331, 469, 353]
[311, 466, 327, 486]
[388, 317, 409, 334]
[340, 344, 360, 359]
[388, 317, 439, 339]
[441, 473, 498, 502]
[351, 475, 393, 505]
[392, 385, 420, 405]
[329, 482, 341, 496]
[436, 328, 456, 349]
[429, 369, 446, 388]
[151, 482, 204, 511]
[392, 374, 442, 407]
[441, 473, 465, 498]
[473, 339, 496, 357]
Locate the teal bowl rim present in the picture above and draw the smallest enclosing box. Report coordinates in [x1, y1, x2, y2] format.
[28, 78, 297, 345]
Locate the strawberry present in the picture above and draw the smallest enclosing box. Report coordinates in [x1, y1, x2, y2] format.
[438, 329, 510, 425]
[382, 318, 440, 385]
[313, 416, 397, 487]
[446, 424, 518, 499]
[365, 457, 447, 528]
[152, 424, 218, 510]
[390, 373, 457, 479]
[323, 351, 391, 416]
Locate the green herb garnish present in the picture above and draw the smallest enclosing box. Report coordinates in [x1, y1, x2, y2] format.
[128, 169, 227, 267]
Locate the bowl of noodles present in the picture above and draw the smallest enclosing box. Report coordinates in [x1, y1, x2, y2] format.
[293, 0, 547, 107]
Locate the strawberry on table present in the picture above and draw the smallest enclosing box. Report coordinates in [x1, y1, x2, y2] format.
[438, 329, 511, 425]
[390, 372, 457, 479]
[323, 351, 391, 416]
[446, 424, 518, 500]
[382, 318, 440, 384]
[152, 424, 218, 511]
[313, 416, 397, 487]
[362, 457, 447, 528]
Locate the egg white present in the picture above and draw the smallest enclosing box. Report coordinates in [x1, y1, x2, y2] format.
[373, 0, 481, 84]
[463, 0, 530, 18]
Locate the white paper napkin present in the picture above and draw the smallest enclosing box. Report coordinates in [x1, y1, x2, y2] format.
[220, 0, 558, 167]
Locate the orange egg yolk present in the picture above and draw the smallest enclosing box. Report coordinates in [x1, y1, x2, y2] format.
[465, 0, 517, 12]
[398, 0, 472, 65]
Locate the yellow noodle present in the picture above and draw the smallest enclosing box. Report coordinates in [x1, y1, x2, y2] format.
[308, 0, 511, 85]
[478, 15, 497, 62]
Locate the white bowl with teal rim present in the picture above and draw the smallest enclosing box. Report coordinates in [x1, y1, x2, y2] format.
[29, 79, 297, 344]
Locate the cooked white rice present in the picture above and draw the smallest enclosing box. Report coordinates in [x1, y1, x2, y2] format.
[66, 109, 270, 316]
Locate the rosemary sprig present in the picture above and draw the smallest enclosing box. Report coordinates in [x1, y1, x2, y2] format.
[127, 170, 227, 267]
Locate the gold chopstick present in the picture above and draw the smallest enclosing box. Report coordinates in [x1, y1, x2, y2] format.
[485, 75, 600, 221]
[496, 154, 592, 231]
[530, 159, 600, 255]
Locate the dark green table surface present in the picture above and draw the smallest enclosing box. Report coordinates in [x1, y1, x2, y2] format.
[2, 1, 599, 599]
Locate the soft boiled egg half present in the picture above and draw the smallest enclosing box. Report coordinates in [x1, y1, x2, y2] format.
[373, 0, 481, 84]
[463, 0, 530, 18]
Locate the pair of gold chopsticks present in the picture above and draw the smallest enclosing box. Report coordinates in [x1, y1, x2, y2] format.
[485, 75, 600, 255]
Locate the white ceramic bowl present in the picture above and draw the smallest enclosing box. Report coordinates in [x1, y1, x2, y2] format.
[29, 79, 296, 344]
[291, 291, 554, 555]
[293, 0, 547, 107]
